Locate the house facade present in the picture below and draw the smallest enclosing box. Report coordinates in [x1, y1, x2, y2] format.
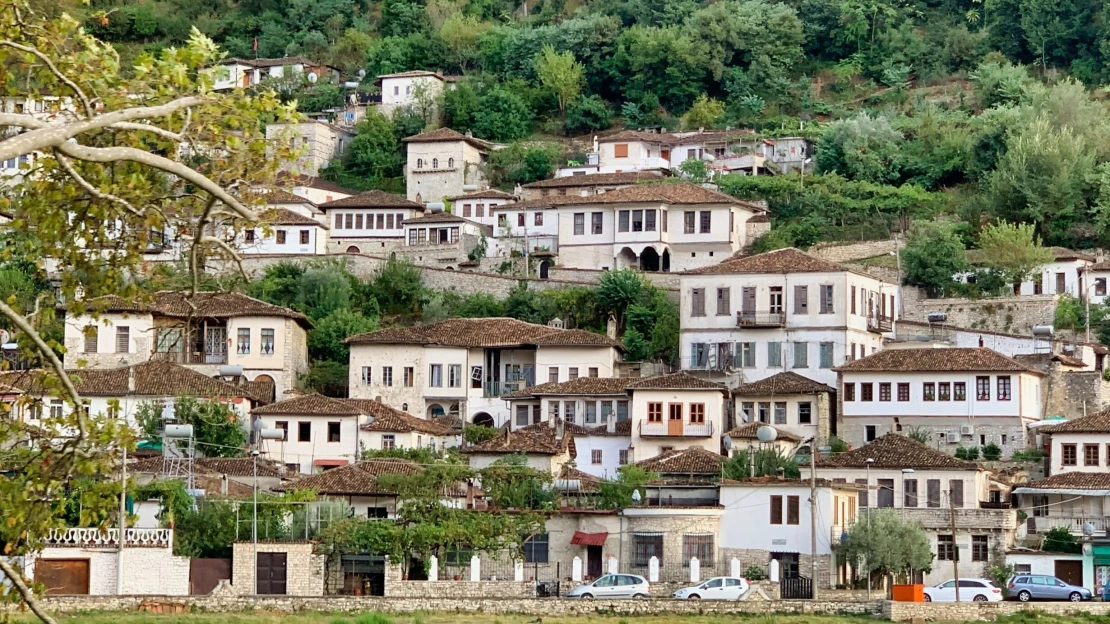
[62, 291, 311, 399]
[680, 247, 898, 387]
[278, 175, 358, 205]
[212, 56, 338, 91]
[397, 212, 490, 270]
[376, 71, 447, 118]
[490, 201, 560, 257]
[403, 128, 494, 206]
[234, 204, 328, 256]
[448, 189, 516, 231]
[519, 171, 669, 201]
[626, 373, 729, 461]
[317, 190, 426, 255]
[837, 347, 1045, 457]
[732, 371, 835, 444]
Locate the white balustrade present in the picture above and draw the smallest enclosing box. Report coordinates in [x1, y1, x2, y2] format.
[44, 528, 171, 549]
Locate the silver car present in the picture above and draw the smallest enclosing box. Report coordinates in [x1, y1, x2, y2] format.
[565, 574, 650, 599]
[1007, 575, 1093, 602]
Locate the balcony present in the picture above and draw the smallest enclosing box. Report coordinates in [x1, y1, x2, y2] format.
[44, 528, 172, 548]
[736, 311, 786, 328]
[867, 315, 893, 333]
[901, 507, 1019, 530]
[639, 420, 714, 438]
[484, 379, 533, 398]
[151, 350, 227, 365]
[1026, 515, 1109, 536]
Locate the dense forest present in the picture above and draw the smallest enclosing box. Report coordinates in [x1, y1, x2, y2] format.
[77, 0, 1110, 254]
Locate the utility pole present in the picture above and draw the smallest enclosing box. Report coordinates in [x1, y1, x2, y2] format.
[809, 446, 819, 600]
[117, 445, 127, 595]
[949, 487, 960, 602]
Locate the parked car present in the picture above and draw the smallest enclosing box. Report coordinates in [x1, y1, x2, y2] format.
[566, 574, 650, 599]
[923, 578, 1004, 602]
[1006, 575, 1093, 602]
[672, 576, 751, 600]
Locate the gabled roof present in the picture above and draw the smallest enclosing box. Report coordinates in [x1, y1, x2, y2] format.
[0, 361, 262, 401]
[522, 171, 669, 189]
[626, 372, 728, 392]
[259, 208, 327, 228]
[1041, 409, 1110, 434]
[276, 174, 359, 196]
[130, 456, 285, 478]
[558, 466, 602, 494]
[505, 377, 630, 399]
[377, 70, 444, 80]
[462, 421, 575, 456]
[447, 189, 516, 201]
[70, 291, 311, 328]
[1013, 472, 1110, 493]
[559, 183, 745, 206]
[402, 127, 493, 150]
[402, 212, 478, 225]
[220, 56, 323, 68]
[725, 422, 802, 443]
[252, 394, 396, 417]
[635, 447, 725, 474]
[277, 458, 422, 496]
[815, 434, 978, 470]
[734, 372, 835, 396]
[528, 329, 622, 348]
[684, 247, 848, 276]
[1048, 247, 1095, 262]
[244, 189, 316, 206]
[360, 408, 456, 435]
[347, 317, 562, 348]
[317, 190, 424, 210]
[836, 347, 1041, 374]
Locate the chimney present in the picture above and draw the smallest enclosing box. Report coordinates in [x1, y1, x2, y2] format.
[555, 418, 565, 440]
[607, 314, 617, 340]
[465, 130, 473, 138]
[607, 415, 616, 434]
[127, 366, 136, 393]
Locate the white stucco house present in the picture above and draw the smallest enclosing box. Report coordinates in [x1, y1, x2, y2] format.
[277, 174, 358, 206]
[463, 419, 576, 475]
[403, 127, 495, 206]
[680, 247, 899, 387]
[520, 171, 669, 201]
[732, 371, 836, 444]
[62, 291, 312, 400]
[375, 71, 448, 117]
[837, 347, 1045, 458]
[212, 56, 338, 91]
[317, 189, 426, 255]
[233, 205, 328, 256]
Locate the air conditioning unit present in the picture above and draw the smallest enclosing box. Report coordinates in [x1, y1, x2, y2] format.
[946, 432, 961, 444]
[960, 424, 975, 436]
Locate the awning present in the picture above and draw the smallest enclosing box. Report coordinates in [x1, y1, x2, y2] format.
[571, 531, 608, 547]
[313, 459, 349, 467]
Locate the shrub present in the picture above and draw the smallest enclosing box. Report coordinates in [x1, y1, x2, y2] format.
[954, 446, 980, 460]
[744, 565, 767, 580]
[1042, 526, 1081, 554]
[982, 442, 1002, 461]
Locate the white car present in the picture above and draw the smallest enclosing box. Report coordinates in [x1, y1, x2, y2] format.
[923, 578, 1004, 602]
[673, 576, 751, 600]
[565, 574, 650, 599]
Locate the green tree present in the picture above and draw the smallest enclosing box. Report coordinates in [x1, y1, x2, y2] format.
[902, 221, 969, 295]
[368, 258, 426, 315]
[1042, 526, 1082, 553]
[486, 142, 560, 187]
[534, 45, 584, 115]
[597, 465, 658, 509]
[977, 220, 1055, 287]
[564, 95, 613, 135]
[722, 448, 801, 479]
[838, 509, 934, 586]
[472, 87, 534, 141]
[817, 113, 904, 184]
[682, 95, 724, 130]
[686, 0, 804, 85]
[137, 398, 248, 458]
[613, 25, 710, 112]
[596, 269, 643, 330]
[308, 308, 380, 362]
[440, 14, 490, 72]
[326, 111, 404, 190]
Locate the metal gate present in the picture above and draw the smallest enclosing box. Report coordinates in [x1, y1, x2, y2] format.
[190, 558, 232, 595]
[34, 559, 90, 595]
[256, 552, 288, 595]
[780, 575, 813, 600]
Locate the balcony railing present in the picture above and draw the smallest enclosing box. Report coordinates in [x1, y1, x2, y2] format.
[736, 311, 786, 328]
[1026, 515, 1109, 535]
[150, 350, 227, 365]
[639, 420, 714, 438]
[867, 315, 893, 333]
[484, 379, 533, 398]
[45, 528, 172, 548]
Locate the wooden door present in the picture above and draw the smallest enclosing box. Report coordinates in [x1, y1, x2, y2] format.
[34, 559, 89, 595]
[1055, 559, 1083, 587]
[190, 558, 232, 595]
[587, 545, 603, 579]
[668, 404, 683, 436]
[256, 552, 288, 595]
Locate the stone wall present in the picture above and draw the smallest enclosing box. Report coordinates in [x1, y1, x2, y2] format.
[810, 240, 901, 263]
[24, 546, 190, 596]
[231, 542, 326, 596]
[387, 580, 535, 598]
[1046, 369, 1110, 419]
[899, 295, 1058, 335]
[719, 548, 835, 590]
[885, 600, 1110, 622]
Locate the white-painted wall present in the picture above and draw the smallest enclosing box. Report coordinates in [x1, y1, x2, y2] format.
[237, 223, 328, 255]
[571, 434, 631, 479]
[1049, 431, 1110, 474]
[734, 393, 821, 442]
[379, 74, 445, 116]
[841, 371, 1042, 419]
[256, 413, 363, 474]
[719, 484, 855, 556]
[629, 387, 726, 461]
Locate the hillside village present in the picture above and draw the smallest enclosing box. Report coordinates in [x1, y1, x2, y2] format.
[11, 3, 1110, 620]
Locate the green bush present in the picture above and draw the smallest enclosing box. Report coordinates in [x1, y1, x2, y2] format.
[744, 565, 767, 580]
[982, 442, 1002, 461]
[1042, 526, 1081, 554]
[954, 446, 980, 460]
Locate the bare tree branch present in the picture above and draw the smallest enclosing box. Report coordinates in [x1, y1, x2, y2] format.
[52, 151, 143, 218]
[0, 39, 92, 118]
[107, 122, 183, 142]
[0, 559, 59, 624]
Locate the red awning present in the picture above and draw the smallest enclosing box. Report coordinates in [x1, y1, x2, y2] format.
[313, 459, 349, 467]
[571, 531, 608, 547]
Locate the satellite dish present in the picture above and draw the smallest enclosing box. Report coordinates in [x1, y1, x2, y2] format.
[358, 69, 367, 78]
[631, 489, 642, 504]
[722, 436, 733, 452]
[1083, 522, 1096, 536]
[756, 425, 778, 443]
[307, 72, 318, 84]
[0, 330, 9, 344]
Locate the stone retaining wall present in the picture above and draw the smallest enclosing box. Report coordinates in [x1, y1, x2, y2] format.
[5, 595, 880, 616]
[387, 581, 535, 599]
[900, 294, 1057, 335]
[885, 600, 1110, 622]
[810, 240, 901, 263]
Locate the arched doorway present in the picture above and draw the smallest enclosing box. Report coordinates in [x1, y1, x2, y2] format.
[661, 248, 671, 272]
[427, 404, 447, 419]
[640, 247, 661, 272]
[539, 260, 551, 279]
[472, 412, 494, 428]
[616, 247, 637, 269]
[251, 374, 276, 402]
[389, 252, 397, 260]
[346, 246, 360, 254]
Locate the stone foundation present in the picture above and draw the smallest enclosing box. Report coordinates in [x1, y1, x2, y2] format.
[387, 581, 535, 598]
[885, 600, 1110, 621]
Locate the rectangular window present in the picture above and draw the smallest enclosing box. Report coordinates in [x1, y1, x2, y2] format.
[564, 401, 576, 423]
[328, 422, 341, 443]
[619, 449, 629, 465]
[923, 382, 935, 401]
[793, 285, 808, 314]
[573, 213, 585, 235]
[382, 367, 393, 387]
[517, 213, 525, 227]
[758, 402, 770, 423]
[897, 383, 910, 401]
[299, 230, 310, 244]
[591, 449, 603, 465]
[716, 287, 730, 315]
[793, 342, 808, 368]
[647, 402, 663, 423]
[954, 382, 966, 401]
[904, 479, 918, 507]
[448, 364, 462, 388]
[785, 495, 800, 524]
[515, 405, 530, 426]
[1099, 278, 1108, 297]
[856, 479, 868, 507]
[770, 495, 783, 524]
[768, 342, 782, 368]
[569, 367, 579, 380]
[404, 367, 414, 387]
[976, 376, 991, 400]
[860, 383, 873, 401]
[276, 229, 287, 244]
[879, 383, 891, 401]
[115, 326, 130, 353]
[798, 402, 812, 424]
[236, 328, 250, 355]
[820, 342, 834, 368]
[429, 364, 443, 387]
[614, 143, 629, 158]
[684, 211, 695, 234]
[632, 534, 663, 567]
[589, 367, 599, 378]
[690, 403, 705, 424]
[523, 533, 549, 564]
[245, 229, 256, 242]
[939, 382, 951, 401]
[617, 400, 629, 422]
[333, 213, 341, 229]
[844, 383, 855, 401]
[1085, 444, 1100, 466]
[645, 210, 656, 231]
[382, 434, 396, 449]
[549, 400, 560, 422]
[937, 535, 956, 561]
[820, 285, 834, 313]
[533, 212, 542, 226]
[865, 425, 877, 441]
[1062, 443, 1078, 466]
[298, 421, 311, 442]
[691, 288, 705, 317]
[618, 210, 630, 232]
[549, 367, 559, 383]
[878, 479, 895, 508]
[972, 535, 988, 562]
[927, 479, 941, 508]
[950, 480, 964, 508]
[361, 366, 372, 385]
[740, 342, 755, 367]
[774, 402, 787, 425]
[585, 402, 597, 424]
[591, 212, 603, 234]
[632, 210, 644, 232]
[769, 287, 783, 313]
[998, 376, 1011, 401]
[600, 400, 612, 423]
[698, 211, 711, 233]
[83, 325, 98, 353]
[463, 204, 472, 218]
[356, 214, 363, 230]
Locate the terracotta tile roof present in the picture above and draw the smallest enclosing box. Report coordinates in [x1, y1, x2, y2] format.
[635, 447, 725, 474]
[259, 208, 327, 228]
[377, 70, 443, 80]
[597, 130, 669, 144]
[836, 347, 1041, 374]
[597, 129, 755, 147]
[402, 212, 477, 225]
[734, 372, 835, 396]
[277, 458, 422, 496]
[1013, 353, 1088, 370]
[1048, 247, 1095, 262]
[626, 372, 728, 392]
[317, 190, 424, 210]
[252, 394, 368, 417]
[402, 127, 493, 150]
[0, 361, 261, 400]
[566, 183, 742, 206]
[1042, 409, 1110, 433]
[725, 422, 802, 442]
[346, 317, 561, 348]
[360, 407, 456, 435]
[685, 247, 848, 276]
[815, 434, 977, 470]
[506, 377, 630, 399]
[462, 421, 574, 456]
[1015, 472, 1110, 491]
[522, 172, 669, 189]
[221, 56, 321, 68]
[244, 189, 316, 206]
[558, 466, 601, 494]
[529, 329, 622, 348]
[447, 189, 516, 201]
[129, 456, 285, 478]
[72, 291, 311, 328]
[720, 476, 856, 488]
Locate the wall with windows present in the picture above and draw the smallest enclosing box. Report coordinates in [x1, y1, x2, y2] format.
[406, 141, 487, 205]
[629, 388, 726, 461]
[326, 209, 413, 242]
[620, 507, 722, 579]
[535, 346, 618, 383]
[466, 449, 569, 474]
[349, 343, 432, 415]
[804, 465, 991, 513]
[238, 223, 327, 255]
[227, 316, 289, 372]
[1049, 431, 1110, 474]
[256, 413, 364, 474]
[63, 312, 156, 368]
[734, 392, 827, 443]
[719, 484, 855, 563]
[572, 433, 631, 479]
